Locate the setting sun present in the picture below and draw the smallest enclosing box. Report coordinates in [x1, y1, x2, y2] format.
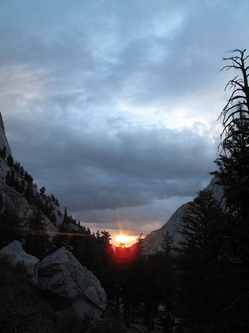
[108, 233, 140, 264]
[115, 234, 136, 247]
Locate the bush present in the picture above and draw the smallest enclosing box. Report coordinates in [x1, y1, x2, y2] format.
[88, 318, 126, 333]
[55, 308, 82, 333]
[0, 255, 56, 332]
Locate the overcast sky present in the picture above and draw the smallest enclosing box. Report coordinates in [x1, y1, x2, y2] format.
[1, 0, 249, 241]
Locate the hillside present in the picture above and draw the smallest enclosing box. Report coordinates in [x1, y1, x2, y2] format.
[142, 177, 224, 254]
[0, 112, 84, 239]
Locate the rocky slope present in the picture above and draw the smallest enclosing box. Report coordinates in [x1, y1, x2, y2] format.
[0, 112, 81, 234]
[0, 112, 108, 320]
[142, 177, 224, 255]
[0, 113, 11, 157]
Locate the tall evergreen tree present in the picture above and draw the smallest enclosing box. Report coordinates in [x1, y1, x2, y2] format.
[0, 211, 24, 248]
[212, 49, 249, 263]
[179, 189, 225, 260]
[210, 49, 249, 332]
[177, 190, 226, 330]
[24, 211, 50, 259]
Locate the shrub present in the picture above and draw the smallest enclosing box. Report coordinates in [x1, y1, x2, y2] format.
[88, 318, 126, 333]
[0, 255, 56, 332]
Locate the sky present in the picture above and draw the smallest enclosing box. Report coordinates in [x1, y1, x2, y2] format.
[1, 0, 249, 245]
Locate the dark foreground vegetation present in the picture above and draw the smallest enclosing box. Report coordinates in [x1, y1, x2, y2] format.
[1, 49, 249, 332]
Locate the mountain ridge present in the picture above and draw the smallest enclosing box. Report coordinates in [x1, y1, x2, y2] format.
[1, 112, 224, 255]
[141, 177, 224, 254]
[0, 112, 84, 238]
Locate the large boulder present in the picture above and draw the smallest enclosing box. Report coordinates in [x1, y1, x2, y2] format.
[0, 240, 39, 284]
[38, 247, 107, 320]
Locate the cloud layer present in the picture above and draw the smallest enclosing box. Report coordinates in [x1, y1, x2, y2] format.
[1, 0, 249, 236]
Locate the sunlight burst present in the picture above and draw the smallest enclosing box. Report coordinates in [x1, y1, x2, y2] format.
[116, 234, 128, 244]
[115, 234, 135, 246]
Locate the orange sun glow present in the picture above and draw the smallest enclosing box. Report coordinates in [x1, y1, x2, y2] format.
[107, 233, 140, 264]
[115, 234, 136, 247]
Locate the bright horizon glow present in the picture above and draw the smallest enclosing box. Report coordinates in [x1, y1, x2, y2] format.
[115, 234, 136, 247]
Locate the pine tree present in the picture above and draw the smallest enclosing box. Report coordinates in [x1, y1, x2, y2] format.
[0, 146, 6, 159]
[207, 49, 249, 332]
[212, 49, 249, 264]
[23, 211, 50, 259]
[160, 231, 174, 259]
[0, 211, 24, 248]
[179, 189, 225, 260]
[177, 190, 226, 329]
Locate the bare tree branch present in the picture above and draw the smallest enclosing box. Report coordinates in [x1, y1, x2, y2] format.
[223, 292, 249, 311]
[219, 49, 249, 136]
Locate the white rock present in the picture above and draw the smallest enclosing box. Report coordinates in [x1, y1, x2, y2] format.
[0, 112, 12, 157]
[142, 177, 223, 255]
[142, 203, 190, 255]
[0, 112, 12, 183]
[38, 247, 107, 319]
[0, 240, 40, 284]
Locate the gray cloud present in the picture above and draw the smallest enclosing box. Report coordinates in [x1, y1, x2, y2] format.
[1, 0, 249, 236]
[6, 117, 217, 212]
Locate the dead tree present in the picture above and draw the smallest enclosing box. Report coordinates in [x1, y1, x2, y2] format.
[219, 48, 249, 137]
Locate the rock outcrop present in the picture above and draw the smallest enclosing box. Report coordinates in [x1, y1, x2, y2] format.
[0, 240, 39, 284]
[0, 112, 83, 233]
[0, 112, 11, 182]
[0, 112, 11, 158]
[38, 247, 107, 319]
[142, 177, 224, 255]
[0, 241, 107, 320]
[142, 202, 191, 255]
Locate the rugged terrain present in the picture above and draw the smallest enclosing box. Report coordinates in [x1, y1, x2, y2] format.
[142, 177, 224, 254]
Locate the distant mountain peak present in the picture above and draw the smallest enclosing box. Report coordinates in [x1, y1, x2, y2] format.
[142, 177, 223, 255]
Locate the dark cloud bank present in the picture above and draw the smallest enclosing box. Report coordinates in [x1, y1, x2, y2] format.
[6, 116, 218, 235]
[1, 0, 249, 236]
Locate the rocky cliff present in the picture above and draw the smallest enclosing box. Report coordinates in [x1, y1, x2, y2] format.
[142, 177, 224, 254]
[0, 112, 81, 234]
[0, 113, 11, 184]
[0, 112, 11, 157]
[0, 112, 108, 320]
